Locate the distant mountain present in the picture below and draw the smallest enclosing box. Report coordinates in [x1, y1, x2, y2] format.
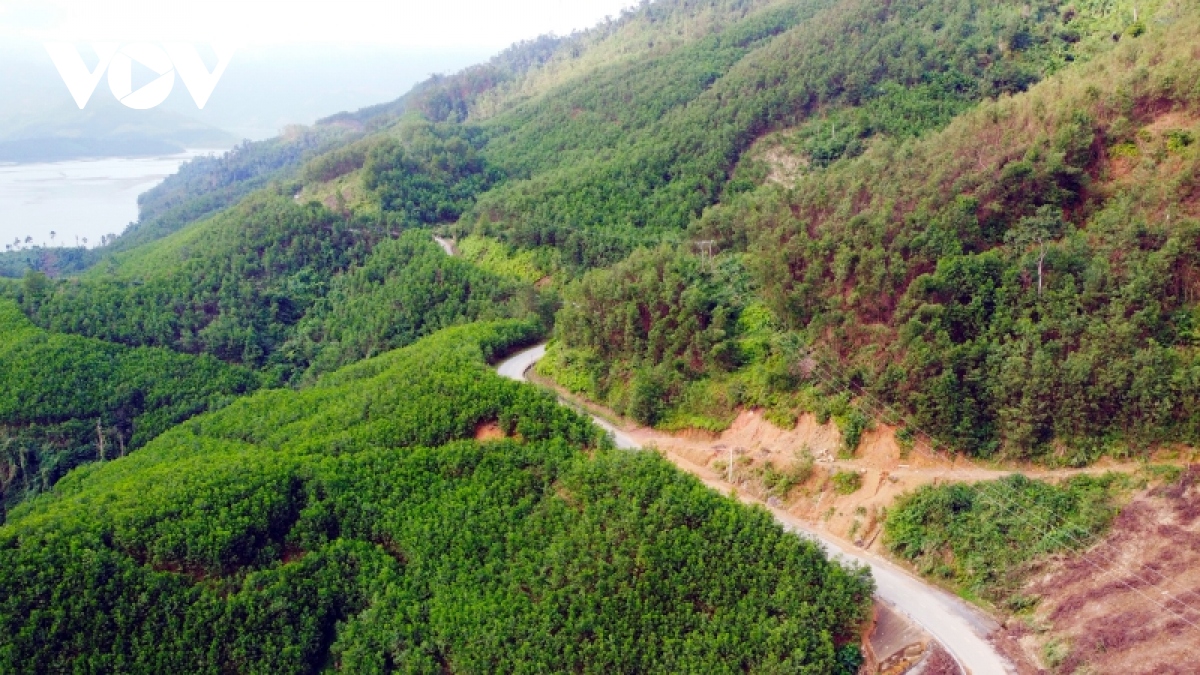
[0, 43, 234, 162]
[0, 98, 235, 162]
[0, 40, 493, 162]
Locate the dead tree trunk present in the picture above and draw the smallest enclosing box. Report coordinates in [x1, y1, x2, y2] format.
[18, 447, 28, 490]
[1037, 240, 1046, 297]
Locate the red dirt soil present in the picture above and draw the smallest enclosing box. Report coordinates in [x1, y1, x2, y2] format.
[473, 421, 506, 441]
[533, 372, 1198, 674]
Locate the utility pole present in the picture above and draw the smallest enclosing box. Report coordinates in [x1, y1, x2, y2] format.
[696, 239, 715, 272]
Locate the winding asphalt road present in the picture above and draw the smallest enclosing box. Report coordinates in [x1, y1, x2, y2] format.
[497, 343, 1015, 675]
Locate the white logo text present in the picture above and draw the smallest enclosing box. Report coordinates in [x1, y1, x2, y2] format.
[44, 43, 235, 110]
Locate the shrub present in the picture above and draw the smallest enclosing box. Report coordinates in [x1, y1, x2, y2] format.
[884, 474, 1122, 600]
[839, 408, 873, 456]
[832, 471, 863, 495]
[1165, 129, 1195, 153]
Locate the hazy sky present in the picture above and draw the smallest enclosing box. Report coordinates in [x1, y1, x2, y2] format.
[0, 0, 639, 48]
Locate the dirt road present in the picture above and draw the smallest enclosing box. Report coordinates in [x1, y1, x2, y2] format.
[432, 235, 457, 257]
[497, 343, 1016, 675]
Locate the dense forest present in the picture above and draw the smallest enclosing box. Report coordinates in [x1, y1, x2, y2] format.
[3, 0, 1199, 670]
[0, 299, 258, 518]
[0, 324, 872, 673]
[463, 0, 1115, 269]
[278, 231, 539, 382]
[542, 1, 1200, 462]
[18, 185, 536, 380]
[26, 192, 377, 369]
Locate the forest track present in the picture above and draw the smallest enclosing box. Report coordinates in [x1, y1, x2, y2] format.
[432, 235, 457, 257]
[497, 343, 1016, 675]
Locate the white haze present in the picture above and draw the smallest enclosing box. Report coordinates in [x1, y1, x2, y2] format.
[0, 0, 637, 247]
[0, 40, 498, 140]
[0, 1, 638, 48]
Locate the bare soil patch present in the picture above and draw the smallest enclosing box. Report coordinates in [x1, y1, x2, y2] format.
[1020, 466, 1200, 673]
[532, 373, 1194, 674]
[911, 644, 963, 675]
[634, 409, 1140, 549]
[473, 421, 506, 441]
[761, 145, 808, 185]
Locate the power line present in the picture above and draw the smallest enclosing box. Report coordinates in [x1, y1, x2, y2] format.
[798, 350, 1200, 645]
[800, 357, 1200, 659]
[803, 353, 1200, 607]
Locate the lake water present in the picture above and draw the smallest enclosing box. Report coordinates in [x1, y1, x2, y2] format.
[0, 152, 210, 251]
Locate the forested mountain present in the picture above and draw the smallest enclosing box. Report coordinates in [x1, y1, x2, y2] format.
[0, 299, 258, 518]
[3, 0, 1188, 498]
[539, 0, 1200, 462]
[20, 185, 530, 376]
[3, 0, 1199, 671]
[278, 231, 540, 382]
[468, 0, 1092, 267]
[0, 324, 871, 673]
[0, 96, 234, 163]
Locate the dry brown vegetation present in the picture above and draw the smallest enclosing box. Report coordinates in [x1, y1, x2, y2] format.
[917, 644, 963, 675]
[1018, 466, 1200, 673]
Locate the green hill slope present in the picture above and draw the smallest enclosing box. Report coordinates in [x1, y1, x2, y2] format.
[5, 0, 1187, 463]
[5, 0, 1197, 670]
[546, 2, 1200, 461]
[0, 299, 258, 518]
[23, 195, 529, 379]
[468, 0, 1096, 268]
[14, 0, 1130, 359]
[0, 322, 871, 673]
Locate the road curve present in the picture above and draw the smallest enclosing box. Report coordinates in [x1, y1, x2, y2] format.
[497, 344, 640, 449]
[497, 343, 1014, 675]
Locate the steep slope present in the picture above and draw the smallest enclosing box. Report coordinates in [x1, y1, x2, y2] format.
[12, 0, 1130, 376]
[328, 0, 793, 128]
[277, 231, 538, 381]
[33, 193, 377, 367]
[464, 0, 1120, 268]
[1018, 468, 1200, 673]
[546, 1, 1200, 462]
[0, 0, 701, 278]
[0, 322, 872, 673]
[118, 128, 355, 253]
[129, 0, 1126, 274]
[0, 299, 258, 518]
[10, 116, 536, 378]
[5, 0, 1189, 464]
[4, 1, 1197, 671]
[21, 197, 529, 383]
